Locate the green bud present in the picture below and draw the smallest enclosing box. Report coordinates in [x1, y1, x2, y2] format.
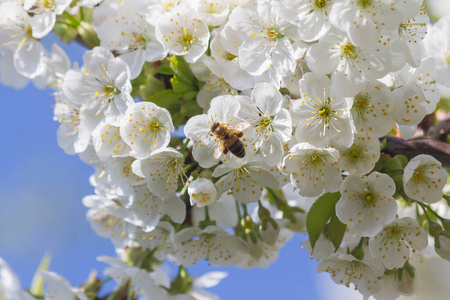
[77, 21, 100, 48]
[260, 218, 280, 246]
[350, 238, 366, 260]
[30, 253, 51, 298]
[258, 205, 271, 220]
[124, 248, 155, 272]
[53, 22, 78, 44]
[169, 266, 194, 295]
[428, 222, 443, 237]
[249, 231, 258, 244]
[351, 246, 365, 260]
[81, 270, 102, 299]
[199, 219, 216, 229]
[442, 219, 450, 231]
[199, 169, 212, 179]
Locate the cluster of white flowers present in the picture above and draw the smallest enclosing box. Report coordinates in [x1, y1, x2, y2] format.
[0, 0, 449, 299]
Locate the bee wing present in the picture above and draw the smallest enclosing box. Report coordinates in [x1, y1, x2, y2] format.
[213, 138, 222, 159]
[230, 122, 250, 132]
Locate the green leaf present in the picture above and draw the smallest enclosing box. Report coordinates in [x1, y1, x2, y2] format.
[328, 212, 347, 252]
[146, 89, 181, 108]
[170, 56, 196, 86]
[373, 154, 391, 172]
[386, 154, 408, 169]
[155, 59, 174, 75]
[384, 155, 408, 191]
[180, 101, 202, 117]
[171, 76, 197, 93]
[140, 76, 166, 99]
[182, 90, 199, 101]
[306, 192, 341, 250]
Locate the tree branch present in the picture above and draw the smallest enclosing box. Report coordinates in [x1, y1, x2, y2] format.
[381, 135, 450, 168]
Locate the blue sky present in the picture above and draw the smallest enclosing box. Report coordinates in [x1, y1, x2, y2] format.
[0, 35, 334, 300]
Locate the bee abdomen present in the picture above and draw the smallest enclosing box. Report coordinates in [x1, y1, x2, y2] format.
[226, 137, 245, 158]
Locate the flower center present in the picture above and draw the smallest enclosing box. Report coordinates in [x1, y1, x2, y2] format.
[192, 192, 212, 204]
[179, 28, 196, 51]
[224, 52, 237, 61]
[303, 151, 326, 171]
[412, 165, 427, 185]
[340, 41, 358, 60]
[344, 144, 364, 165]
[267, 26, 284, 41]
[139, 118, 164, 134]
[361, 189, 378, 208]
[315, 99, 336, 128]
[352, 93, 373, 118]
[385, 225, 402, 239]
[256, 115, 273, 132]
[357, 0, 372, 9]
[314, 0, 330, 9]
[163, 0, 176, 11]
[95, 79, 120, 100]
[445, 56, 450, 66]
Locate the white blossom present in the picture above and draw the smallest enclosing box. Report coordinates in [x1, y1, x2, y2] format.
[155, 8, 210, 63]
[336, 172, 398, 237]
[213, 161, 280, 204]
[0, 2, 44, 78]
[188, 177, 218, 207]
[120, 102, 174, 159]
[317, 254, 382, 298]
[0, 258, 35, 300]
[40, 271, 88, 300]
[329, 0, 402, 48]
[227, 3, 297, 80]
[62, 47, 135, 126]
[281, 142, 342, 197]
[239, 83, 292, 165]
[174, 226, 248, 267]
[95, 3, 167, 79]
[306, 28, 392, 97]
[272, 0, 332, 42]
[338, 134, 380, 175]
[349, 80, 394, 138]
[184, 95, 255, 168]
[131, 147, 184, 199]
[290, 73, 354, 148]
[369, 217, 427, 270]
[403, 155, 447, 204]
[424, 16, 450, 86]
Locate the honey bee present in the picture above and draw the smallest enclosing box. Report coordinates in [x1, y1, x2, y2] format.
[210, 122, 249, 159]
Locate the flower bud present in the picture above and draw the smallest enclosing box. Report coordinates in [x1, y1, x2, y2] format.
[247, 237, 264, 260]
[428, 222, 443, 238]
[260, 219, 280, 246]
[435, 232, 450, 261]
[442, 219, 450, 231]
[396, 262, 419, 297]
[78, 21, 100, 49]
[188, 178, 217, 207]
[169, 266, 193, 295]
[124, 247, 154, 272]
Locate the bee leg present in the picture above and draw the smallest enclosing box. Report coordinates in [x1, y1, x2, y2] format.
[222, 144, 229, 155]
[235, 131, 243, 138]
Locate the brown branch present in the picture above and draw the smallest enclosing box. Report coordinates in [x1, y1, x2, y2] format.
[381, 136, 450, 168]
[426, 119, 450, 142]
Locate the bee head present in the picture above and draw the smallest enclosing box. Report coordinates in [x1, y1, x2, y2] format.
[210, 122, 220, 133]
